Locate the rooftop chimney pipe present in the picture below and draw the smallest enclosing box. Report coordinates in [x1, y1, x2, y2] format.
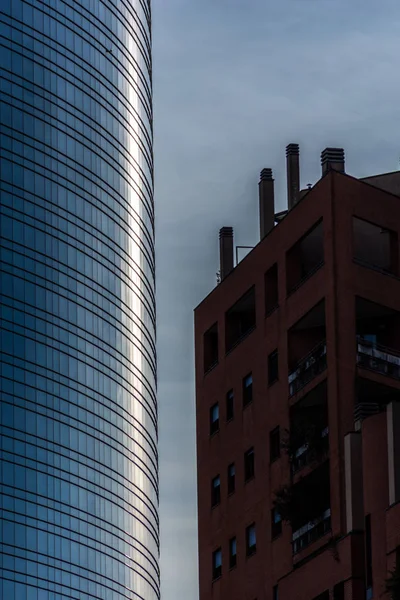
[259, 168, 275, 240]
[321, 147, 345, 175]
[219, 227, 234, 281]
[286, 143, 300, 209]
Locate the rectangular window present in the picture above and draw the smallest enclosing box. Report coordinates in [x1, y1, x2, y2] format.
[225, 287, 256, 352]
[265, 263, 279, 315]
[211, 475, 221, 507]
[210, 403, 219, 436]
[313, 592, 329, 600]
[204, 323, 218, 373]
[353, 216, 397, 275]
[229, 537, 237, 569]
[226, 389, 234, 421]
[269, 427, 280, 462]
[286, 219, 324, 294]
[246, 523, 256, 556]
[227, 463, 236, 495]
[271, 508, 282, 539]
[333, 582, 344, 600]
[365, 514, 373, 592]
[243, 373, 253, 407]
[273, 585, 279, 600]
[244, 448, 255, 481]
[268, 350, 279, 385]
[212, 547, 222, 580]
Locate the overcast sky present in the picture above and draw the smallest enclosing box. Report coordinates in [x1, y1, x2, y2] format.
[152, 1, 400, 598]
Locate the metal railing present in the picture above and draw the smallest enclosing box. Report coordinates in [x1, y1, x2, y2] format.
[292, 508, 331, 555]
[288, 340, 327, 396]
[291, 427, 329, 474]
[356, 337, 400, 380]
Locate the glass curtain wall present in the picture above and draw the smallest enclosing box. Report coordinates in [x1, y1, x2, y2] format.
[0, 1, 158, 599]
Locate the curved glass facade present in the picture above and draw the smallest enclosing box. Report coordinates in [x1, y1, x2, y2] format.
[0, 1, 158, 599]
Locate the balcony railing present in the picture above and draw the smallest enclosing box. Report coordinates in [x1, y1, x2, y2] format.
[292, 508, 331, 555]
[291, 426, 329, 474]
[288, 340, 327, 396]
[356, 337, 400, 380]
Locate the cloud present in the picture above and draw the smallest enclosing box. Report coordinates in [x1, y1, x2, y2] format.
[153, 1, 400, 598]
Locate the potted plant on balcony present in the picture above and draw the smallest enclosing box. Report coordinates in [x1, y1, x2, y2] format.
[273, 484, 296, 525]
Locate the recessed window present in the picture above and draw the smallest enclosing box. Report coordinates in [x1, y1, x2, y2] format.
[271, 508, 282, 539]
[210, 403, 219, 436]
[273, 585, 279, 600]
[243, 373, 253, 408]
[226, 389, 234, 421]
[269, 427, 280, 462]
[365, 514, 372, 593]
[333, 582, 344, 600]
[229, 537, 237, 569]
[313, 592, 329, 600]
[227, 463, 236, 495]
[353, 216, 397, 275]
[211, 475, 221, 507]
[265, 263, 278, 315]
[225, 287, 256, 352]
[204, 322, 218, 373]
[244, 447, 255, 481]
[286, 219, 324, 294]
[268, 350, 279, 385]
[212, 547, 222, 580]
[246, 523, 256, 556]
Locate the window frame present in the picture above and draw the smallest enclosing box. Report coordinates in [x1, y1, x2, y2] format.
[211, 475, 221, 508]
[244, 447, 255, 482]
[243, 372, 253, 408]
[246, 523, 257, 557]
[210, 402, 220, 436]
[227, 462, 236, 495]
[268, 349, 279, 386]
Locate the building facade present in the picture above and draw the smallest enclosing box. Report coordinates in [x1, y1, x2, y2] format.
[195, 146, 400, 600]
[0, 1, 158, 599]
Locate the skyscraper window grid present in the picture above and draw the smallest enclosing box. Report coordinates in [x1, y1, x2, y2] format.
[0, 0, 159, 599]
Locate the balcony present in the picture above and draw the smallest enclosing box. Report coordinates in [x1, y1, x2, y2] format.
[357, 337, 400, 380]
[289, 340, 327, 396]
[292, 508, 331, 555]
[291, 426, 329, 474]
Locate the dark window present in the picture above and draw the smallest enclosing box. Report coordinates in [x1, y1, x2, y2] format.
[226, 389, 234, 421]
[273, 585, 279, 600]
[229, 537, 237, 569]
[268, 350, 279, 385]
[210, 403, 219, 436]
[269, 426, 280, 462]
[271, 508, 282, 539]
[212, 548, 222, 580]
[365, 514, 373, 592]
[243, 373, 253, 407]
[265, 263, 279, 315]
[225, 287, 256, 352]
[246, 523, 256, 556]
[244, 448, 255, 481]
[286, 219, 324, 294]
[333, 582, 344, 600]
[227, 463, 236, 495]
[313, 592, 329, 600]
[353, 216, 398, 275]
[211, 475, 221, 507]
[204, 322, 218, 373]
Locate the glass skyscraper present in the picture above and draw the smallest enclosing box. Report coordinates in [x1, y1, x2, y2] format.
[0, 1, 158, 599]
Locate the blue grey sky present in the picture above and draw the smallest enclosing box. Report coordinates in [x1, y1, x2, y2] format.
[152, 1, 400, 598]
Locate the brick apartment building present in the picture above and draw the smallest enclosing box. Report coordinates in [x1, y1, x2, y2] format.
[194, 145, 400, 600]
